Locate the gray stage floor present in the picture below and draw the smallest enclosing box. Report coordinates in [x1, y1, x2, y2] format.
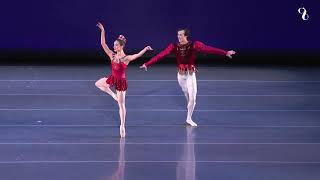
[0, 64, 319, 180]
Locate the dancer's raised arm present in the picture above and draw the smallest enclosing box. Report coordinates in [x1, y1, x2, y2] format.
[140, 43, 175, 71]
[194, 41, 236, 59]
[126, 46, 153, 62]
[96, 22, 113, 59]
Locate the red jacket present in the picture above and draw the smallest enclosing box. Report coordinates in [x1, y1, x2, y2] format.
[144, 41, 228, 71]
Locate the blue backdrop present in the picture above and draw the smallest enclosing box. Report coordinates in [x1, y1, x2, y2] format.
[0, 0, 319, 51]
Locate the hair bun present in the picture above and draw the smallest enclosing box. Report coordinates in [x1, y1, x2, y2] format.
[118, 35, 127, 43]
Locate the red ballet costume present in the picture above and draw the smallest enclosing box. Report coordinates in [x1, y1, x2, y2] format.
[106, 54, 128, 91]
[144, 41, 228, 73]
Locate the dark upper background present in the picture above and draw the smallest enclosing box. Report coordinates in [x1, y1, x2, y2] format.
[0, 0, 319, 64]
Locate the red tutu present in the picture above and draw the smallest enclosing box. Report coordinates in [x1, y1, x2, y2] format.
[106, 75, 128, 91]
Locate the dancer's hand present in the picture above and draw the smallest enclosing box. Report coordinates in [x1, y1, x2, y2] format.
[145, 46, 153, 51]
[96, 22, 105, 32]
[140, 64, 148, 71]
[226, 50, 236, 59]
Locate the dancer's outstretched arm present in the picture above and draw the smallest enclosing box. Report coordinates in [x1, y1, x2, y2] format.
[140, 43, 175, 71]
[96, 22, 113, 59]
[194, 41, 236, 59]
[126, 46, 153, 62]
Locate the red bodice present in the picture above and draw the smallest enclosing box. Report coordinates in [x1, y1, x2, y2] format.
[111, 61, 127, 79]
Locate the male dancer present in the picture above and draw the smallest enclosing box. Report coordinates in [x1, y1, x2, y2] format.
[140, 29, 236, 126]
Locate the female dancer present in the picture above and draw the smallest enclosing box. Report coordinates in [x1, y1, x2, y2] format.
[95, 22, 152, 137]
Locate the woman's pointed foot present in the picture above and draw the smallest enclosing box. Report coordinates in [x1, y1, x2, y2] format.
[112, 93, 118, 102]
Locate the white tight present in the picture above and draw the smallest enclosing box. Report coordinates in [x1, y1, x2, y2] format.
[177, 72, 197, 121]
